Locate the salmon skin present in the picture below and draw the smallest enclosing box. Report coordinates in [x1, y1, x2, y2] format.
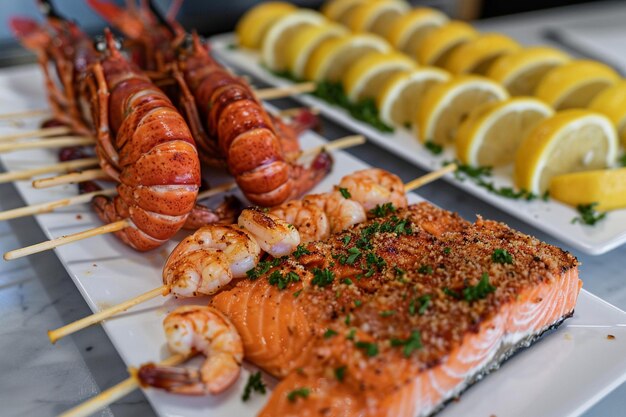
[212, 202, 581, 416]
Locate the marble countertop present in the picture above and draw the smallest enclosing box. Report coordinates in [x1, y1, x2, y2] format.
[2, 2, 626, 416]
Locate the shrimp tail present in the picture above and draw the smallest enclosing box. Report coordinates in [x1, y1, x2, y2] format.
[290, 151, 333, 199]
[138, 364, 207, 395]
[182, 196, 243, 230]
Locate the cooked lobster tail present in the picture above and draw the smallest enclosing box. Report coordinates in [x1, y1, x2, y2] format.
[86, 29, 200, 250]
[176, 34, 331, 206]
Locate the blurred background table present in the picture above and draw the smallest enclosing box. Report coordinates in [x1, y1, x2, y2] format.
[1, 1, 625, 416]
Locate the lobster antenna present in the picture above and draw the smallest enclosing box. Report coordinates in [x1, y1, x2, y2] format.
[36, 0, 63, 20]
[103, 28, 122, 58]
[146, 0, 176, 37]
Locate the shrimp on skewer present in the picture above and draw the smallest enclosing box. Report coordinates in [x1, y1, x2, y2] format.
[338, 168, 408, 211]
[304, 191, 367, 234]
[164, 208, 300, 297]
[137, 305, 243, 395]
[268, 200, 330, 243]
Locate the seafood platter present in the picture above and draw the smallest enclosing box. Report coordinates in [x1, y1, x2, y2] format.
[1, 1, 625, 417]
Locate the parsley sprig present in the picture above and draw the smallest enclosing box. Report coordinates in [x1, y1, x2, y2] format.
[572, 203, 606, 226]
[444, 273, 496, 302]
[268, 270, 300, 290]
[287, 387, 310, 402]
[492, 248, 513, 264]
[370, 202, 396, 218]
[242, 371, 266, 401]
[311, 267, 334, 287]
[391, 330, 423, 357]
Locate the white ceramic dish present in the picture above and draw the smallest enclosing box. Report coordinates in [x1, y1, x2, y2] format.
[1, 64, 625, 417]
[210, 33, 626, 256]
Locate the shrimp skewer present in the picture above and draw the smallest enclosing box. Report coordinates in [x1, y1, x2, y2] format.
[138, 305, 243, 395]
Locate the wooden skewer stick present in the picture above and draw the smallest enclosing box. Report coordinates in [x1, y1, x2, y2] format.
[302, 135, 365, 158]
[405, 163, 458, 192]
[278, 106, 320, 118]
[0, 108, 49, 120]
[32, 169, 107, 189]
[197, 182, 237, 200]
[0, 157, 99, 184]
[3, 219, 130, 261]
[0, 136, 94, 153]
[48, 285, 169, 344]
[58, 353, 188, 417]
[44, 163, 458, 341]
[0, 188, 117, 221]
[0, 126, 73, 142]
[256, 82, 316, 100]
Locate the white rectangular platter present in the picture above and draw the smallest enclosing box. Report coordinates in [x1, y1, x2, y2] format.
[1, 63, 625, 417]
[210, 33, 626, 256]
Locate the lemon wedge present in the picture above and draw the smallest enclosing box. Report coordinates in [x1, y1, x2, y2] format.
[550, 168, 626, 211]
[588, 80, 626, 147]
[349, 0, 410, 37]
[444, 33, 521, 75]
[285, 23, 348, 79]
[261, 10, 326, 71]
[534, 60, 620, 110]
[415, 21, 477, 66]
[456, 97, 553, 167]
[322, 0, 372, 26]
[487, 46, 570, 96]
[416, 75, 508, 144]
[236, 2, 296, 49]
[343, 51, 416, 102]
[386, 8, 449, 56]
[514, 109, 618, 195]
[305, 33, 391, 82]
[377, 67, 450, 126]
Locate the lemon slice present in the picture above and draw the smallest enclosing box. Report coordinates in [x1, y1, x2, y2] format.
[261, 10, 326, 71]
[343, 51, 416, 102]
[415, 21, 477, 66]
[550, 168, 626, 211]
[514, 109, 618, 195]
[236, 2, 296, 49]
[416, 75, 509, 144]
[534, 60, 620, 110]
[588, 80, 626, 147]
[285, 23, 348, 79]
[305, 33, 391, 82]
[386, 8, 449, 56]
[349, 0, 410, 37]
[487, 47, 570, 96]
[322, 0, 372, 26]
[456, 97, 553, 167]
[444, 33, 521, 75]
[377, 67, 450, 126]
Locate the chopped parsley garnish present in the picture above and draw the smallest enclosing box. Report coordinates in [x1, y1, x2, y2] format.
[366, 252, 386, 270]
[379, 310, 396, 317]
[246, 258, 282, 280]
[492, 248, 513, 264]
[342, 235, 352, 245]
[424, 140, 443, 155]
[293, 289, 302, 298]
[571, 203, 606, 226]
[463, 273, 496, 301]
[390, 330, 423, 357]
[445, 160, 539, 201]
[268, 270, 300, 290]
[312, 81, 394, 132]
[394, 266, 406, 277]
[443, 287, 462, 299]
[292, 244, 310, 259]
[242, 371, 266, 401]
[334, 366, 347, 382]
[355, 341, 379, 357]
[343, 278, 353, 285]
[344, 247, 361, 265]
[370, 202, 396, 218]
[443, 247, 451, 255]
[344, 314, 351, 325]
[418, 264, 433, 274]
[323, 328, 338, 339]
[409, 294, 431, 315]
[311, 268, 334, 287]
[346, 328, 356, 340]
[338, 187, 352, 199]
[287, 387, 310, 402]
[354, 299, 362, 307]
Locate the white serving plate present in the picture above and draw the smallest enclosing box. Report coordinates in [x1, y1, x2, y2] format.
[0, 64, 625, 417]
[210, 33, 626, 256]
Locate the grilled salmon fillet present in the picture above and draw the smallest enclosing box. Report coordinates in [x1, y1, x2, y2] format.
[211, 202, 581, 416]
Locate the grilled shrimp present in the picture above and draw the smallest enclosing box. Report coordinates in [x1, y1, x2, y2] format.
[164, 208, 300, 296]
[304, 191, 367, 234]
[138, 305, 243, 395]
[86, 30, 200, 250]
[238, 208, 301, 257]
[269, 200, 330, 243]
[338, 168, 407, 211]
[163, 224, 261, 297]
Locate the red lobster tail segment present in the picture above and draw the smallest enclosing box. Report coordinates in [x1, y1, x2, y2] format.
[177, 34, 332, 207]
[87, 29, 200, 251]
